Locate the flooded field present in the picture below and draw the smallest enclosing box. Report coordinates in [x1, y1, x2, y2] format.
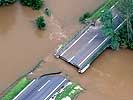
[0, 0, 133, 100]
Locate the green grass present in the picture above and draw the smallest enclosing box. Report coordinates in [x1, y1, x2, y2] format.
[55, 82, 83, 100]
[1, 77, 32, 100]
[84, 0, 118, 23]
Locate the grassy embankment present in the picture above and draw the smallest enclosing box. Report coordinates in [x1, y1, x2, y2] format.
[80, 0, 118, 23]
[55, 82, 83, 100]
[1, 77, 32, 100]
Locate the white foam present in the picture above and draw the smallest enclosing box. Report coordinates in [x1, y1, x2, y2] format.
[62, 96, 71, 100]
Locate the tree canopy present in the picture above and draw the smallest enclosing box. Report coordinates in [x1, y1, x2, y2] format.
[0, 0, 16, 6]
[20, 0, 43, 10]
[116, 0, 133, 42]
[35, 16, 46, 30]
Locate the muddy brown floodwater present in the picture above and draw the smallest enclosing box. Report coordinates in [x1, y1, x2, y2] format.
[0, 0, 133, 100]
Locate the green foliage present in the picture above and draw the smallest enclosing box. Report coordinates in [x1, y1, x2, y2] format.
[116, 0, 133, 18]
[0, 0, 16, 6]
[84, 0, 118, 23]
[110, 34, 121, 50]
[118, 16, 133, 49]
[35, 16, 46, 30]
[100, 9, 133, 50]
[1, 77, 31, 100]
[79, 12, 90, 24]
[44, 8, 51, 16]
[116, 0, 133, 42]
[100, 10, 114, 36]
[20, 0, 43, 10]
[55, 83, 83, 100]
[100, 10, 120, 50]
[129, 41, 133, 49]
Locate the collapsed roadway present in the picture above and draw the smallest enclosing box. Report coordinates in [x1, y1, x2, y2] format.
[55, 8, 125, 73]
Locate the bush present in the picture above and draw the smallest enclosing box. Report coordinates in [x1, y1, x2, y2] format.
[79, 12, 90, 24]
[20, 0, 43, 10]
[0, 0, 16, 6]
[55, 82, 83, 100]
[44, 8, 51, 16]
[129, 41, 133, 49]
[35, 16, 46, 30]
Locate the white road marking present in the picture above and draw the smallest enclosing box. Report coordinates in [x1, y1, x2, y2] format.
[43, 79, 66, 100]
[88, 34, 98, 44]
[60, 3, 119, 57]
[114, 19, 127, 31]
[68, 56, 75, 62]
[60, 28, 91, 56]
[112, 15, 118, 20]
[68, 34, 98, 63]
[78, 37, 109, 66]
[13, 79, 36, 100]
[38, 80, 51, 92]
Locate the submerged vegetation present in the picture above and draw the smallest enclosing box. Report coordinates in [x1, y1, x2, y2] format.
[0, 0, 16, 6]
[35, 16, 46, 30]
[79, 12, 90, 24]
[44, 8, 51, 17]
[20, 0, 43, 10]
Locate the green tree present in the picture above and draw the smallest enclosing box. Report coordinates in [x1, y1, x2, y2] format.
[44, 8, 51, 16]
[79, 12, 90, 24]
[100, 10, 121, 50]
[35, 16, 46, 30]
[116, 0, 133, 42]
[20, 0, 43, 10]
[0, 0, 16, 6]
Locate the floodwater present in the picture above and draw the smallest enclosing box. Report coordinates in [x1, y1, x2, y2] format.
[0, 0, 133, 100]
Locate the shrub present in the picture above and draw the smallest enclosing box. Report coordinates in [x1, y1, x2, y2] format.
[129, 41, 133, 49]
[35, 16, 46, 30]
[55, 82, 83, 100]
[20, 0, 43, 10]
[0, 0, 16, 6]
[79, 12, 90, 24]
[44, 8, 51, 16]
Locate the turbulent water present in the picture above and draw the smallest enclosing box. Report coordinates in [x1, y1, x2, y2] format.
[0, 0, 133, 100]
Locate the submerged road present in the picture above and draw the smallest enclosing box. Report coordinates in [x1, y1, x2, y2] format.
[13, 76, 68, 100]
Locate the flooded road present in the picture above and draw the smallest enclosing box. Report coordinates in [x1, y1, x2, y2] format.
[0, 0, 133, 100]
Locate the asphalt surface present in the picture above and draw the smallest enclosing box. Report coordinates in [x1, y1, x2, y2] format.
[13, 76, 68, 100]
[56, 8, 124, 72]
